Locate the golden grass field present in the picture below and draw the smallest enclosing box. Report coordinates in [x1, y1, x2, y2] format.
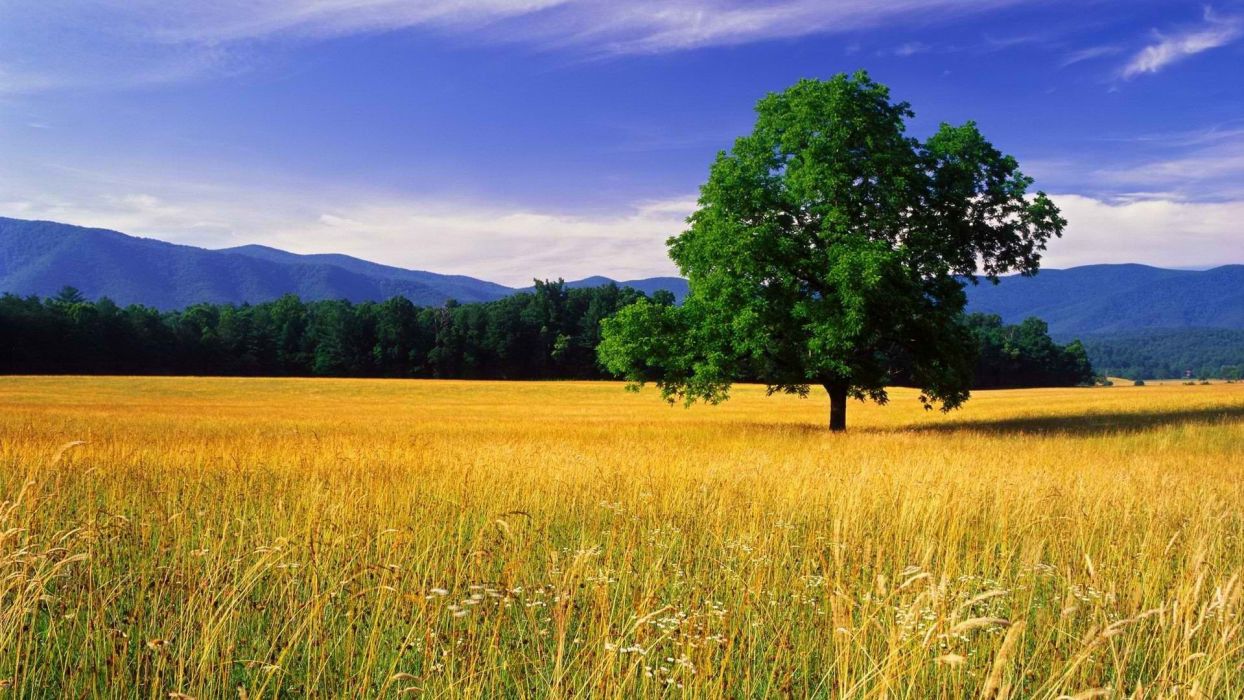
[0, 376, 1241, 698]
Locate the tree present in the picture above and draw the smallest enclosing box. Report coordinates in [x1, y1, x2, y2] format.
[963, 314, 1093, 388]
[51, 286, 87, 306]
[373, 296, 423, 376]
[599, 72, 1064, 431]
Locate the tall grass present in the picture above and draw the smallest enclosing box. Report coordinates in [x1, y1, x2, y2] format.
[0, 377, 1240, 697]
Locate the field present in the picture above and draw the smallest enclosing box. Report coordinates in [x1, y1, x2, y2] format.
[0, 377, 1241, 698]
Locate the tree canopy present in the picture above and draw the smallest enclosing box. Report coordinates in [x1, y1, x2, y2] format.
[0, 283, 648, 379]
[1079, 328, 1244, 380]
[965, 314, 1092, 389]
[1, 287, 1091, 389]
[599, 72, 1065, 430]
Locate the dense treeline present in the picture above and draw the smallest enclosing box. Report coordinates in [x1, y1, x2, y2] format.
[0, 283, 655, 379]
[964, 314, 1094, 388]
[1080, 328, 1244, 380]
[1, 285, 1093, 386]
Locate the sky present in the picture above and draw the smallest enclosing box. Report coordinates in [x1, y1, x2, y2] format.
[0, 1, 1241, 285]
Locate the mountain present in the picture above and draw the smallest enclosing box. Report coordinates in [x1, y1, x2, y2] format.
[965, 264, 1244, 339]
[0, 217, 689, 308]
[0, 217, 509, 309]
[218, 244, 512, 303]
[520, 276, 690, 303]
[1, 217, 1239, 337]
[599, 276, 689, 301]
[562, 267, 1244, 337]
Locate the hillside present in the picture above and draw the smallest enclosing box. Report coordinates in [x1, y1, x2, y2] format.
[1, 218, 1239, 340]
[965, 264, 1244, 339]
[0, 218, 511, 308]
[218, 244, 512, 303]
[519, 276, 690, 303]
[0, 217, 681, 308]
[1080, 328, 1244, 380]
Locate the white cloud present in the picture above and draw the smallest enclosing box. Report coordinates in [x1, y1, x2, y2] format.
[5, 167, 1241, 286]
[0, 0, 1037, 93]
[0, 162, 691, 284]
[528, 1, 997, 54]
[1023, 128, 1244, 202]
[1120, 11, 1242, 79]
[5, 150, 1238, 288]
[0, 191, 251, 248]
[124, 1, 573, 44]
[886, 41, 933, 57]
[121, 0, 1033, 50]
[269, 197, 693, 283]
[1058, 45, 1120, 67]
[1089, 133, 1244, 199]
[1122, 123, 1244, 148]
[1096, 151, 1244, 188]
[1042, 194, 1244, 269]
[239, 193, 1244, 276]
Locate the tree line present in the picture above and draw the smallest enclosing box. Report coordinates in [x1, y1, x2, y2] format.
[0, 284, 1092, 387]
[1080, 328, 1244, 381]
[964, 314, 1094, 388]
[0, 283, 652, 379]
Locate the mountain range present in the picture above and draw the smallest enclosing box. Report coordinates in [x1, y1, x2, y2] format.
[2, 216, 1240, 338]
[964, 264, 1244, 340]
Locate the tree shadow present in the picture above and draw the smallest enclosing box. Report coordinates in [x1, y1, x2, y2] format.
[898, 404, 1244, 437]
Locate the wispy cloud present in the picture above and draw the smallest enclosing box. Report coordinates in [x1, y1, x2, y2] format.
[139, 1, 1036, 52]
[8, 186, 1241, 278]
[5, 154, 1241, 282]
[1043, 194, 1244, 269]
[880, 41, 934, 57]
[0, 1, 1039, 93]
[1022, 125, 1244, 203]
[1094, 151, 1244, 192]
[1126, 123, 1244, 148]
[976, 32, 1054, 51]
[289, 197, 693, 283]
[1088, 129, 1244, 200]
[131, 1, 572, 44]
[0, 161, 691, 284]
[1058, 44, 1121, 67]
[1120, 9, 1242, 79]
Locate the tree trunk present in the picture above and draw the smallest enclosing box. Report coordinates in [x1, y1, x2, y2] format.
[825, 383, 847, 432]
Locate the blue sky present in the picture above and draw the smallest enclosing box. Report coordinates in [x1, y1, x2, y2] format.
[1, 1, 1241, 284]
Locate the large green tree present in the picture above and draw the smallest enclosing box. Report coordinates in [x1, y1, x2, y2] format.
[598, 72, 1065, 431]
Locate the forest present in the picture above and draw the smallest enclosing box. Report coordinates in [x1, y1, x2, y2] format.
[0, 284, 1093, 388]
[1080, 328, 1244, 380]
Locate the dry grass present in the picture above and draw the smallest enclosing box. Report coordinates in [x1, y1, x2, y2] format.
[0, 376, 1241, 698]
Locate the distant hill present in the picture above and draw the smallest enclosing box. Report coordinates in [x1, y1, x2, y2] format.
[0, 217, 509, 309]
[520, 276, 689, 303]
[1, 217, 1239, 340]
[219, 244, 512, 303]
[0, 217, 689, 308]
[965, 264, 1244, 339]
[1079, 328, 1244, 380]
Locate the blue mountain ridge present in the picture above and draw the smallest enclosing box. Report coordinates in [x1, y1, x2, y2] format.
[2, 216, 1239, 338]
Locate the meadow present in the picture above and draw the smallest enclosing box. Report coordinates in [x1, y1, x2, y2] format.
[0, 376, 1241, 698]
